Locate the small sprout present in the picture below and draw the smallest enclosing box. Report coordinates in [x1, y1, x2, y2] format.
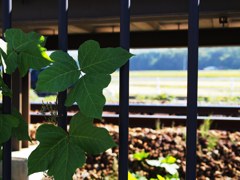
[133, 150, 149, 161]
[161, 155, 176, 164]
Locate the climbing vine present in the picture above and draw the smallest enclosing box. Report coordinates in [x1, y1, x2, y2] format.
[0, 28, 132, 180]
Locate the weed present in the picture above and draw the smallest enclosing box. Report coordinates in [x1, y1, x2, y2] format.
[40, 100, 58, 125]
[131, 152, 180, 180]
[199, 119, 219, 151]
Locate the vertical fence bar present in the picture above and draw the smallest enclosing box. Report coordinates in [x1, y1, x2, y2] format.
[57, 0, 68, 131]
[2, 0, 12, 179]
[22, 72, 30, 148]
[12, 70, 21, 151]
[119, 0, 130, 179]
[186, 0, 199, 179]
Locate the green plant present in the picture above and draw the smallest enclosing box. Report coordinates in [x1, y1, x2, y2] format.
[129, 171, 148, 180]
[104, 156, 118, 180]
[40, 101, 58, 124]
[133, 150, 150, 161]
[199, 119, 212, 139]
[199, 119, 218, 151]
[0, 28, 132, 180]
[206, 135, 218, 151]
[131, 152, 180, 180]
[146, 156, 180, 179]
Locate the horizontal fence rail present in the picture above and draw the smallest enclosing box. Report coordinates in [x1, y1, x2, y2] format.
[30, 103, 240, 116]
[29, 103, 240, 130]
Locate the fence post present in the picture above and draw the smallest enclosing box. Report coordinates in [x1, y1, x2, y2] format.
[186, 0, 199, 179]
[57, 0, 68, 131]
[119, 0, 130, 179]
[21, 72, 30, 148]
[2, 0, 12, 179]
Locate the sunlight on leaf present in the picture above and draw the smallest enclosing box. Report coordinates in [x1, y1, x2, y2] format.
[128, 172, 137, 180]
[157, 175, 165, 180]
[4, 28, 52, 76]
[161, 155, 176, 164]
[133, 150, 149, 161]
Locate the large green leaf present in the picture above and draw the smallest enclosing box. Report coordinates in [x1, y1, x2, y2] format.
[0, 114, 19, 144]
[78, 40, 133, 74]
[28, 113, 116, 179]
[65, 74, 111, 119]
[4, 28, 52, 76]
[36, 51, 80, 92]
[47, 141, 85, 180]
[69, 112, 116, 155]
[28, 124, 86, 180]
[12, 108, 30, 141]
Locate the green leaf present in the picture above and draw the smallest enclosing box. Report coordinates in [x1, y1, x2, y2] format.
[161, 155, 176, 164]
[133, 150, 149, 161]
[36, 51, 80, 92]
[17, 46, 50, 76]
[4, 28, 52, 76]
[69, 112, 116, 155]
[128, 172, 137, 180]
[165, 173, 180, 180]
[28, 124, 69, 174]
[12, 108, 30, 141]
[47, 142, 85, 180]
[78, 40, 133, 74]
[157, 175, 165, 180]
[0, 114, 19, 144]
[0, 75, 12, 97]
[65, 74, 111, 119]
[2, 49, 18, 74]
[28, 124, 86, 180]
[28, 115, 115, 179]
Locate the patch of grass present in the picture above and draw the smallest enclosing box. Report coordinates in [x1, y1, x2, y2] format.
[112, 70, 240, 78]
[30, 90, 57, 103]
[134, 94, 240, 104]
[135, 94, 175, 102]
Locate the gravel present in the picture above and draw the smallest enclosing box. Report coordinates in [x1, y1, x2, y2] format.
[30, 123, 240, 180]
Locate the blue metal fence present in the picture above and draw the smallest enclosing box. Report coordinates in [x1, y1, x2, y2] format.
[119, 0, 130, 179]
[2, 0, 12, 179]
[1, 0, 203, 179]
[58, 0, 68, 131]
[186, 0, 199, 179]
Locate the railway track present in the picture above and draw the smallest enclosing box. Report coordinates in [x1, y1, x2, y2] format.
[30, 103, 240, 131]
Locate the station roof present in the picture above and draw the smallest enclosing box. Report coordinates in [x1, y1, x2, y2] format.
[1, 0, 240, 48]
